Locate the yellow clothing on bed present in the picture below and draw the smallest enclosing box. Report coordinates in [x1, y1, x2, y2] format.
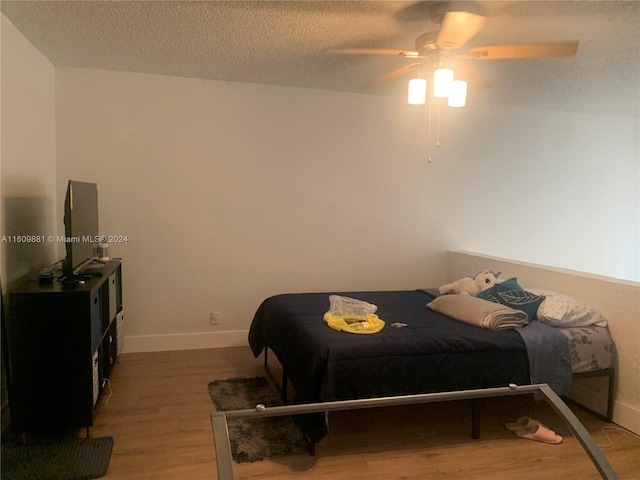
[323, 313, 385, 334]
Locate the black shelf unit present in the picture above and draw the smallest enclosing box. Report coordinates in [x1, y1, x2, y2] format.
[7, 260, 123, 434]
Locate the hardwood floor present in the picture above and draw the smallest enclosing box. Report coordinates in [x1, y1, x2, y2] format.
[90, 347, 640, 480]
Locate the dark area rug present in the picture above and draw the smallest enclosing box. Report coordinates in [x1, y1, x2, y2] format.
[208, 376, 308, 462]
[1, 436, 114, 480]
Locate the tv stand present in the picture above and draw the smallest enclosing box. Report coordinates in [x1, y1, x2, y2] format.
[7, 260, 124, 434]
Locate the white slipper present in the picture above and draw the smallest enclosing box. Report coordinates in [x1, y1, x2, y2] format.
[505, 416, 548, 432]
[514, 424, 563, 444]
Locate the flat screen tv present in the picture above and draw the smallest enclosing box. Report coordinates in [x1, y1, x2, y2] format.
[62, 180, 99, 278]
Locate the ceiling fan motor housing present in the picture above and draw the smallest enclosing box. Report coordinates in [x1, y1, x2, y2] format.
[414, 32, 440, 55]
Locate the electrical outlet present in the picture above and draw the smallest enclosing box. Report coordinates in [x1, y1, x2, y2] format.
[210, 311, 220, 325]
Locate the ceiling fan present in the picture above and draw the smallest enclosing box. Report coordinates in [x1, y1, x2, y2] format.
[330, 1, 579, 99]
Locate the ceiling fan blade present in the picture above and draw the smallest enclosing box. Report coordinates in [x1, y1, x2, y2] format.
[463, 42, 579, 60]
[327, 47, 421, 58]
[436, 11, 486, 49]
[368, 62, 423, 88]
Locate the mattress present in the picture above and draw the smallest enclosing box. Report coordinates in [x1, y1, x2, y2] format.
[559, 326, 615, 374]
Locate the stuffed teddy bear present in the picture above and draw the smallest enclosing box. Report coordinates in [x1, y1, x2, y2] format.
[438, 270, 501, 296]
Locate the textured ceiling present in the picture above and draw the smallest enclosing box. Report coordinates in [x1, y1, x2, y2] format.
[2, 1, 639, 116]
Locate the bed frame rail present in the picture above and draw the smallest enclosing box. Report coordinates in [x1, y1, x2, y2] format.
[567, 368, 615, 422]
[263, 347, 288, 403]
[210, 383, 618, 480]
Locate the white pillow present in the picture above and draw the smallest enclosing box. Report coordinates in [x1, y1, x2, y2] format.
[527, 288, 607, 327]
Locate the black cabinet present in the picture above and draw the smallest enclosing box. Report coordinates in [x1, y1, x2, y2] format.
[7, 260, 123, 434]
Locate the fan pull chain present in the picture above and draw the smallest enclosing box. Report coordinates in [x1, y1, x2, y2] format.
[436, 97, 441, 148]
[427, 90, 433, 163]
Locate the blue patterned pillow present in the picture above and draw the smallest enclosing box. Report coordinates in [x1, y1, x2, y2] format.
[477, 277, 545, 321]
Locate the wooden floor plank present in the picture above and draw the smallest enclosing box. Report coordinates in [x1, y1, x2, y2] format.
[89, 347, 640, 480]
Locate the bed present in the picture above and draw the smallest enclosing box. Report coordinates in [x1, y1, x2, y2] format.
[248, 287, 615, 443]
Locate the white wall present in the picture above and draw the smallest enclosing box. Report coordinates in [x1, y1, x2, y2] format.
[54, 68, 450, 351]
[430, 103, 639, 282]
[0, 13, 57, 287]
[53, 67, 639, 352]
[447, 250, 640, 434]
[0, 12, 57, 430]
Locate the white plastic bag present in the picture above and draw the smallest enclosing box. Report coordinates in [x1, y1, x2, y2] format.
[327, 295, 377, 316]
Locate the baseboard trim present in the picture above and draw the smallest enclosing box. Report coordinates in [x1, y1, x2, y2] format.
[612, 398, 640, 435]
[122, 330, 249, 353]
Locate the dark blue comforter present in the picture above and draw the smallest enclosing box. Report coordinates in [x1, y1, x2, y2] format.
[248, 290, 532, 441]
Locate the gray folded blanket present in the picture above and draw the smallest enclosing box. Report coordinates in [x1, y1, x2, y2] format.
[427, 294, 528, 330]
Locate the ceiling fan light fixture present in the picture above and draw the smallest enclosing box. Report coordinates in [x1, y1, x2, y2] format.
[448, 80, 467, 107]
[408, 78, 427, 105]
[433, 68, 454, 97]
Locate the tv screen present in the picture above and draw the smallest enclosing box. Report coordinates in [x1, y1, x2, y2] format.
[63, 180, 99, 276]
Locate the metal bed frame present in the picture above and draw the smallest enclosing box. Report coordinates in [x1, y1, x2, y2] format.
[567, 368, 615, 422]
[264, 347, 287, 402]
[210, 383, 618, 480]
